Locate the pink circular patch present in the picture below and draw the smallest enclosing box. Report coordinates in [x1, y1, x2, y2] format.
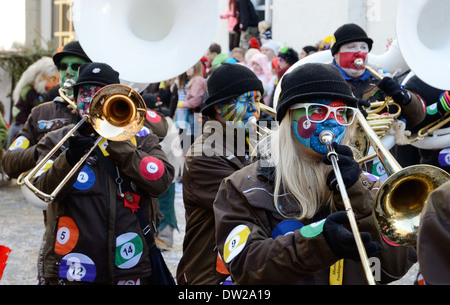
[297, 117, 316, 139]
[139, 156, 165, 181]
[146, 110, 162, 124]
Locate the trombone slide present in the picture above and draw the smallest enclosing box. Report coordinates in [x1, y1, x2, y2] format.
[320, 130, 376, 285]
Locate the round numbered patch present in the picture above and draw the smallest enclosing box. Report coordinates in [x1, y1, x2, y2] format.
[9, 136, 30, 151]
[115, 232, 143, 269]
[272, 220, 304, 239]
[146, 110, 162, 124]
[73, 166, 95, 190]
[59, 253, 96, 282]
[139, 156, 165, 181]
[55, 216, 79, 255]
[223, 225, 250, 263]
[438, 148, 450, 167]
[300, 219, 326, 238]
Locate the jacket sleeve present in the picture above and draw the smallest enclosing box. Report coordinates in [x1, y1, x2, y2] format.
[401, 91, 426, 129]
[2, 144, 37, 178]
[106, 133, 174, 197]
[214, 177, 339, 285]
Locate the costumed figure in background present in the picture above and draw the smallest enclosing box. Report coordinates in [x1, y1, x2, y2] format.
[176, 63, 264, 285]
[3, 41, 91, 180]
[7, 56, 60, 148]
[331, 23, 426, 178]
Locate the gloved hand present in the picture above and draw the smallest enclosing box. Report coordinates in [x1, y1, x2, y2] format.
[323, 211, 382, 261]
[378, 77, 411, 105]
[322, 142, 360, 192]
[66, 134, 94, 166]
[357, 99, 371, 118]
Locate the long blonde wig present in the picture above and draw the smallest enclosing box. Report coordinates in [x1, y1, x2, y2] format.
[257, 109, 356, 221]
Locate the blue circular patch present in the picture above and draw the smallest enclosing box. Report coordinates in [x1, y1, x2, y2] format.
[73, 166, 95, 190]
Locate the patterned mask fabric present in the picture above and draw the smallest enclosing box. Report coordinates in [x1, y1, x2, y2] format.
[292, 99, 356, 155]
[77, 85, 103, 117]
[220, 91, 261, 128]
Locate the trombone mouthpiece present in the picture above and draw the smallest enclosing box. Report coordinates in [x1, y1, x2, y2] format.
[63, 79, 76, 89]
[354, 58, 364, 68]
[319, 130, 335, 145]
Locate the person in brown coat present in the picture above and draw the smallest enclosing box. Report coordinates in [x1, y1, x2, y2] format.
[416, 180, 450, 285]
[176, 63, 264, 285]
[33, 62, 174, 284]
[213, 63, 416, 285]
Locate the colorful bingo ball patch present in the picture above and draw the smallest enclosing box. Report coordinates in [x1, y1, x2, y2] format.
[9, 136, 30, 151]
[139, 156, 164, 181]
[115, 232, 143, 269]
[73, 166, 95, 190]
[59, 253, 96, 282]
[55, 217, 79, 255]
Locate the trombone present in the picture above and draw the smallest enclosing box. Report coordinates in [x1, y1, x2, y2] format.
[18, 84, 147, 203]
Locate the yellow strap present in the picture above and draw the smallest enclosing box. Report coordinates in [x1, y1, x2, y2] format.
[329, 259, 344, 285]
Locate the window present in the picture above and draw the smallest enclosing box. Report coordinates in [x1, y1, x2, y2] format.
[251, 0, 272, 23]
[53, 0, 75, 46]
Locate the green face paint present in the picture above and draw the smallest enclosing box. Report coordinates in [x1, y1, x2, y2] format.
[58, 56, 88, 96]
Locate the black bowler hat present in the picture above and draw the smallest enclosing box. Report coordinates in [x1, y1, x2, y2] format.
[331, 23, 373, 56]
[53, 41, 92, 67]
[276, 63, 358, 122]
[201, 63, 264, 117]
[72, 62, 120, 97]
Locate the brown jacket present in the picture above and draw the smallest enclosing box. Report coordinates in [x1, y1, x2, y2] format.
[214, 160, 416, 285]
[34, 124, 174, 283]
[3, 98, 77, 178]
[417, 180, 450, 284]
[176, 120, 251, 285]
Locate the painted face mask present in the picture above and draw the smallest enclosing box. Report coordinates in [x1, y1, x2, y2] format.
[292, 99, 356, 155]
[220, 91, 261, 128]
[336, 42, 369, 78]
[58, 56, 88, 96]
[77, 85, 103, 117]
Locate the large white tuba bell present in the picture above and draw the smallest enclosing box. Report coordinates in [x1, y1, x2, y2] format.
[397, 0, 450, 91]
[72, 0, 219, 87]
[397, 0, 450, 149]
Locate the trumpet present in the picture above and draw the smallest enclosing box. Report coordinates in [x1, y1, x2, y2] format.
[18, 84, 147, 203]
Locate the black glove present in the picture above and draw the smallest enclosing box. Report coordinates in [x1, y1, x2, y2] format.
[323, 211, 382, 261]
[378, 77, 411, 105]
[66, 134, 94, 166]
[322, 142, 360, 192]
[357, 99, 371, 118]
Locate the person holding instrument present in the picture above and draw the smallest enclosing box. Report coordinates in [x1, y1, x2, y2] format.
[32, 62, 174, 284]
[331, 23, 425, 128]
[213, 63, 416, 285]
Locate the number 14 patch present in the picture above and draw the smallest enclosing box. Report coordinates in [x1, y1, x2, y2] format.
[115, 232, 143, 269]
